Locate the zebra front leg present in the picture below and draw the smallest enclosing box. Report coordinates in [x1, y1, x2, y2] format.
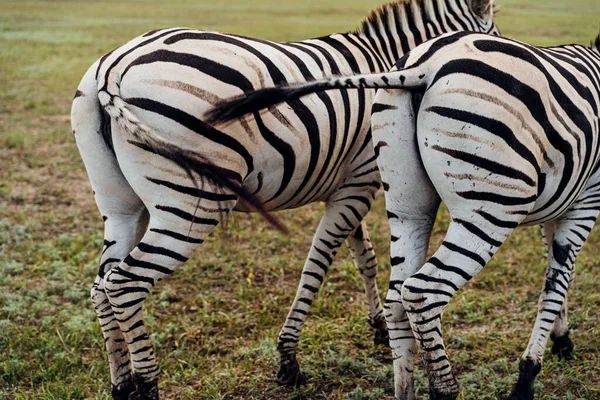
[345, 221, 387, 346]
[540, 222, 574, 360]
[104, 207, 226, 399]
[508, 209, 598, 400]
[277, 194, 372, 386]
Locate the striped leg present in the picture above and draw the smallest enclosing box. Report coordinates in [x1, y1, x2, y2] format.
[550, 296, 574, 359]
[93, 210, 149, 399]
[276, 190, 374, 386]
[104, 199, 235, 399]
[345, 221, 387, 346]
[372, 88, 441, 399]
[541, 223, 574, 360]
[401, 215, 525, 400]
[71, 62, 151, 398]
[386, 214, 438, 400]
[508, 208, 598, 400]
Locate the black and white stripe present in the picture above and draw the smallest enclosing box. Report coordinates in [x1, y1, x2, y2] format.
[208, 31, 600, 400]
[71, 1, 498, 398]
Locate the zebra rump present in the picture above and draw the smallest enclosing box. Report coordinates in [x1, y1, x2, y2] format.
[98, 90, 286, 232]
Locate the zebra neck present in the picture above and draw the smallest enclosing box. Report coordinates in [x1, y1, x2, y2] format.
[345, 0, 449, 72]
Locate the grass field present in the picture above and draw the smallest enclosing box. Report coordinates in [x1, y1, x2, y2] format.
[1, 0, 599, 399]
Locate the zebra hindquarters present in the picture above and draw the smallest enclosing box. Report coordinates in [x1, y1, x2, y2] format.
[400, 84, 540, 399]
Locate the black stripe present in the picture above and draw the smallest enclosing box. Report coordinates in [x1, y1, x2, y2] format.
[252, 113, 296, 203]
[442, 241, 486, 267]
[454, 218, 503, 247]
[391, 256, 406, 266]
[474, 209, 519, 229]
[137, 242, 188, 262]
[457, 191, 536, 206]
[428, 256, 473, 281]
[146, 177, 237, 201]
[150, 228, 203, 244]
[124, 255, 173, 275]
[155, 205, 219, 225]
[432, 144, 535, 186]
[372, 103, 398, 114]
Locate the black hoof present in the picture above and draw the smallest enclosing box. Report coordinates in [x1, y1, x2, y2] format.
[507, 358, 540, 400]
[507, 386, 533, 400]
[428, 373, 459, 400]
[551, 332, 574, 360]
[111, 378, 135, 400]
[276, 354, 308, 386]
[429, 388, 458, 400]
[371, 319, 390, 347]
[130, 373, 159, 400]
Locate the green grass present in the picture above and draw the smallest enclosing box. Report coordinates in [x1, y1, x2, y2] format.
[1, 0, 599, 399]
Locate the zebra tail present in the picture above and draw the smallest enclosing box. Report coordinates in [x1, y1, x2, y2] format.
[205, 65, 428, 124]
[97, 90, 287, 233]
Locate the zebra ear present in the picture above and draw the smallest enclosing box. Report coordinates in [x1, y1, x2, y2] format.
[469, 0, 494, 19]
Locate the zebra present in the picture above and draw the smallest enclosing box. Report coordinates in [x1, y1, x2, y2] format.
[206, 31, 600, 400]
[71, 1, 498, 398]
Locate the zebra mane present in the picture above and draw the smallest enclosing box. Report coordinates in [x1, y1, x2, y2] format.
[593, 34, 600, 53]
[352, 0, 423, 34]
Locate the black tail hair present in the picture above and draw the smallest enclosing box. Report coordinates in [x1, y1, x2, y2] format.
[205, 81, 332, 125]
[128, 139, 288, 234]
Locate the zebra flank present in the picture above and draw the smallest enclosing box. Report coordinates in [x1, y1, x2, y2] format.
[71, 1, 498, 399]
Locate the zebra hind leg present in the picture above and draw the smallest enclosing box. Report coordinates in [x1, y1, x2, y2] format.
[94, 209, 150, 399]
[539, 223, 574, 360]
[104, 198, 235, 399]
[345, 221, 388, 346]
[385, 212, 438, 400]
[71, 61, 152, 398]
[276, 190, 374, 386]
[508, 208, 598, 400]
[550, 300, 574, 359]
[401, 215, 524, 400]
